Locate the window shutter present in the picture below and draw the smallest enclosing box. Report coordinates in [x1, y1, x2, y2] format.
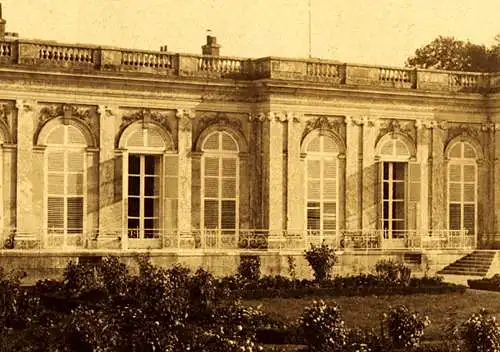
[408, 162, 421, 230]
[376, 161, 383, 229]
[164, 155, 178, 229]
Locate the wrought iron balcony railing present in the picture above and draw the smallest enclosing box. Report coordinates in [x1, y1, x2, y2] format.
[0, 228, 476, 252]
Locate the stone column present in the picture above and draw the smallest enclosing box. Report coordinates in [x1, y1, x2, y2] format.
[176, 109, 194, 235]
[361, 117, 379, 229]
[344, 116, 362, 230]
[286, 112, 303, 233]
[15, 99, 36, 235]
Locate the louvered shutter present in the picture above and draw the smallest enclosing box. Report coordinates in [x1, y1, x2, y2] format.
[164, 155, 178, 229]
[408, 162, 420, 230]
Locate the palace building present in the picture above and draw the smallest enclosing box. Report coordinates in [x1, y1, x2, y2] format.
[0, 5, 498, 279]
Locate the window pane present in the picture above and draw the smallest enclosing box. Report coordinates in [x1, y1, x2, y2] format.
[307, 180, 321, 199]
[48, 174, 65, 195]
[204, 200, 219, 228]
[383, 201, 389, 218]
[449, 204, 461, 230]
[48, 197, 64, 229]
[222, 134, 238, 151]
[204, 178, 219, 198]
[323, 180, 336, 199]
[449, 183, 461, 202]
[393, 163, 406, 180]
[463, 165, 476, 182]
[307, 208, 320, 230]
[383, 163, 389, 179]
[392, 202, 405, 220]
[128, 218, 140, 231]
[221, 200, 236, 229]
[144, 176, 159, 196]
[129, 155, 140, 174]
[145, 155, 159, 175]
[449, 164, 461, 182]
[463, 205, 475, 234]
[449, 144, 461, 158]
[204, 158, 219, 177]
[222, 158, 237, 177]
[323, 159, 337, 179]
[67, 151, 83, 172]
[128, 197, 140, 217]
[222, 179, 236, 198]
[307, 201, 320, 208]
[307, 137, 320, 152]
[463, 184, 475, 202]
[393, 182, 405, 199]
[66, 174, 84, 195]
[128, 176, 140, 196]
[323, 202, 336, 214]
[48, 151, 65, 172]
[322, 137, 338, 153]
[463, 144, 476, 158]
[307, 160, 321, 178]
[67, 197, 83, 232]
[383, 182, 389, 199]
[144, 198, 157, 217]
[203, 134, 219, 150]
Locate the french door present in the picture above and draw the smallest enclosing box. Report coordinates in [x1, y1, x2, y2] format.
[382, 162, 407, 240]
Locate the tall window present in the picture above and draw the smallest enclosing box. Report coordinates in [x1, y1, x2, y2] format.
[46, 125, 86, 235]
[123, 126, 177, 239]
[305, 135, 338, 235]
[382, 162, 406, 239]
[448, 141, 477, 235]
[202, 131, 239, 231]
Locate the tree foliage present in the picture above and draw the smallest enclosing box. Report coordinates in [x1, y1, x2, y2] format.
[406, 35, 500, 72]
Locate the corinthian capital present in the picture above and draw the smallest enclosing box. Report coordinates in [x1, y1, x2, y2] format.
[176, 108, 196, 120]
[16, 99, 36, 113]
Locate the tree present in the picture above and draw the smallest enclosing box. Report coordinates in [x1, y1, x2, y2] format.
[405, 35, 500, 72]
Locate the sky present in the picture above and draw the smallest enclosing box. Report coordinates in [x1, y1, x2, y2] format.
[1, 0, 499, 67]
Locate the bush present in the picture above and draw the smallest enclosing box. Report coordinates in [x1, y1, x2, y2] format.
[304, 242, 336, 282]
[384, 305, 430, 349]
[238, 256, 261, 282]
[299, 300, 348, 352]
[461, 308, 500, 352]
[375, 260, 411, 286]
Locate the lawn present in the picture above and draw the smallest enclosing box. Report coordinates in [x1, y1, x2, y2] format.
[244, 289, 500, 342]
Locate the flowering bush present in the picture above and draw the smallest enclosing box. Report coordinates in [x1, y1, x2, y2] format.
[461, 308, 500, 352]
[375, 259, 411, 286]
[304, 242, 336, 282]
[384, 305, 430, 349]
[298, 300, 348, 352]
[238, 256, 261, 282]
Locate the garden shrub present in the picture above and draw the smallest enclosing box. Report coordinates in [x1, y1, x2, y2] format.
[375, 259, 411, 286]
[384, 305, 430, 349]
[299, 300, 348, 352]
[460, 308, 500, 352]
[304, 242, 336, 282]
[238, 255, 261, 282]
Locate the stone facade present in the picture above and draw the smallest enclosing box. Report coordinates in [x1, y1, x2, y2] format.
[0, 10, 498, 279]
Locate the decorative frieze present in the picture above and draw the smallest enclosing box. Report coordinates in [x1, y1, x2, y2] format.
[303, 115, 343, 138]
[248, 111, 303, 123]
[38, 103, 98, 137]
[446, 123, 481, 144]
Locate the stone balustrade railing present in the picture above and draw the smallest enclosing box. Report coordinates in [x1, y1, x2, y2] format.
[0, 38, 499, 92]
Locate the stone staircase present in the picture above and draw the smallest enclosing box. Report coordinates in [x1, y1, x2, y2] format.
[438, 250, 496, 277]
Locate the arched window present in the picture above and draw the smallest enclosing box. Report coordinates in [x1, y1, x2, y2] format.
[201, 131, 239, 232]
[121, 124, 177, 240]
[447, 141, 477, 235]
[46, 125, 87, 243]
[376, 135, 419, 241]
[305, 135, 339, 236]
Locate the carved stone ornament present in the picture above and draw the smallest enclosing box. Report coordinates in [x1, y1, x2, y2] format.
[38, 103, 94, 128]
[121, 108, 172, 132]
[176, 108, 196, 132]
[447, 124, 481, 144]
[303, 115, 343, 138]
[15, 99, 36, 113]
[344, 115, 379, 126]
[197, 112, 244, 135]
[0, 103, 11, 126]
[98, 105, 114, 117]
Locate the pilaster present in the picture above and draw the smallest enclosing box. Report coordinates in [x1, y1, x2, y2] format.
[267, 112, 285, 233]
[176, 109, 194, 234]
[98, 105, 121, 231]
[493, 123, 500, 246]
[361, 117, 379, 229]
[286, 112, 304, 233]
[415, 120, 432, 233]
[344, 116, 362, 230]
[430, 121, 447, 229]
[15, 99, 36, 234]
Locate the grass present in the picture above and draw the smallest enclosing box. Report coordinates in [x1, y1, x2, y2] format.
[244, 289, 500, 342]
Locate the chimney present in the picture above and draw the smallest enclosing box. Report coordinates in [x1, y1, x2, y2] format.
[160, 45, 168, 52]
[0, 4, 6, 39]
[202, 35, 220, 56]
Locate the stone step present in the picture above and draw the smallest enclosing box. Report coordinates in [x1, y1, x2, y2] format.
[437, 250, 496, 277]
